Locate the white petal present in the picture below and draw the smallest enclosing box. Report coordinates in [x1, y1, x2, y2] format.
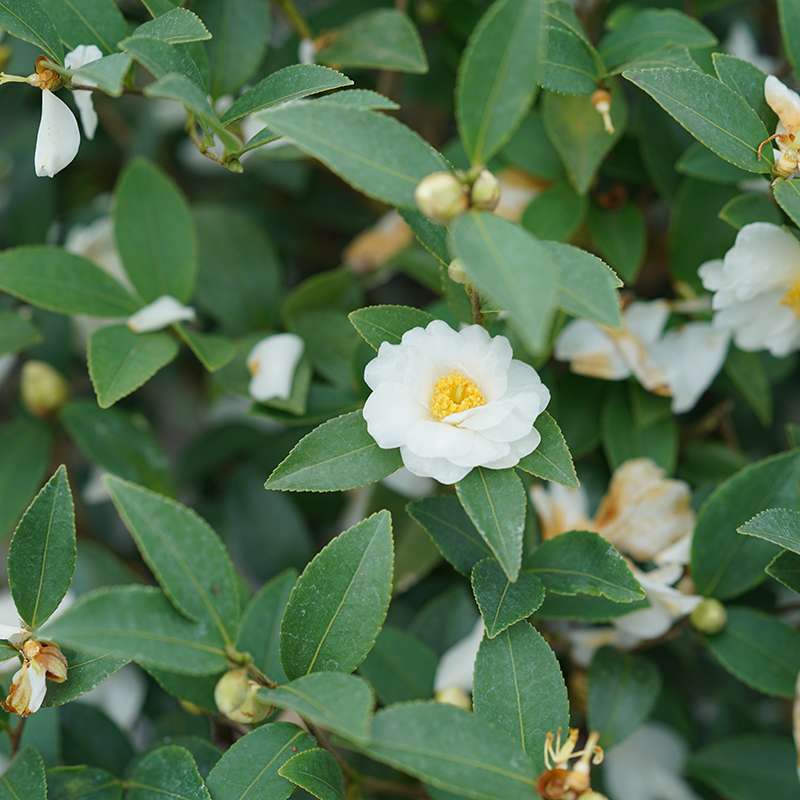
[35, 90, 81, 178]
[565, 627, 623, 668]
[363, 384, 425, 449]
[623, 300, 670, 345]
[72, 90, 98, 139]
[399, 447, 471, 485]
[64, 44, 103, 72]
[698, 259, 725, 292]
[381, 468, 435, 499]
[531, 482, 592, 541]
[82, 665, 146, 730]
[127, 295, 196, 333]
[27, 661, 48, 714]
[434, 619, 483, 692]
[65, 217, 128, 287]
[554, 319, 629, 380]
[765, 75, 800, 133]
[247, 333, 304, 402]
[65, 46, 102, 140]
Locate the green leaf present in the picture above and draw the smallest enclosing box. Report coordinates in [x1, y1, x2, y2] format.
[772, 178, 800, 228]
[586, 202, 646, 283]
[60, 401, 172, 494]
[193, 0, 270, 96]
[279, 750, 344, 800]
[88, 324, 180, 409]
[130, 8, 211, 44]
[121, 36, 206, 84]
[60, 703, 133, 775]
[206, 723, 315, 800]
[44, 649, 129, 708]
[713, 53, 775, 130]
[358, 626, 436, 705]
[517, 413, 578, 488]
[502, 109, 563, 179]
[719, 192, 782, 230]
[281, 511, 393, 678]
[599, 9, 715, 70]
[0, 309, 40, 356]
[767, 551, 800, 592]
[526, 530, 644, 602]
[127, 746, 210, 800]
[261, 103, 446, 209]
[691, 450, 800, 599]
[72, 53, 132, 96]
[47, 766, 121, 800]
[258, 673, 374, 745]
[677, 141, 752, 185]
[0, 749, 46, 800]
[473, 622, 568, 770]
[105, 476, 240, 644]
[349, 305, 435, 350]
[456, 467, 526, 582]
[520, 180, 586, 242]
[407, 495, 492, 575]
[265, 411, 402, 493]
[778, 0, 800, 76]
[141, 0, 176, 15]
[456, 0, 545, 165]
[221, 65, 352, 124]
[623, 68, 769, 174]
[47, 0, 127, 53]
[542, 83, 627, 194]
[704, 607, 800, 698]
[587, 647, 661, 747]
[366, 703, 537, 800]
[44, 585, 228, 675]
[316, 89, 399, 112]
[739, 507, 800, 554]
[317, 10, 427, 74]
[0, 418, 52, 539]
[449, 212, 558, 353]
[175, 326, 236, 372]
[8, 465, 75, 629]
[541, 3, 601, 95]
[0, 246, 138, 317]
[114, 158, 197, 304]
[688, 735, 799, 800]
[0, 0, 62, 60]
[471, 559, 545, 638]
[236, 569, 296, 685]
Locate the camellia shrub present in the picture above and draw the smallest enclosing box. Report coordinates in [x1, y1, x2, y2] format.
[0, 0, 800, 798]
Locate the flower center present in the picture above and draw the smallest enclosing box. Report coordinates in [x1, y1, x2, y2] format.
[781, 279, 800, 317]
[430, 372, 485, 420]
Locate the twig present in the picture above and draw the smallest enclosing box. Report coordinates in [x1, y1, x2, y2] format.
[275, 0, 312, 40]
[9, 718, 26, 756]
[467, 284, 483, 325]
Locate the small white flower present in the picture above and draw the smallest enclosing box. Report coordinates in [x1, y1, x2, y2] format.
[246, 333, 305, 403]
[700, 222, 800, 356]
[764, 75, 800, 177]
[35, 89, 81, 178]
[65, 216, 128, 287]
[127, 296, 196, 333]
[363, 321, 550, 485]
[530, 482, 592, 541]
[650, 323, 729, 413]
[433, 618, 483, 692]
[604, 723, 702, 800]
[555, 300, 670, 396]
[64, 45, 103, 139]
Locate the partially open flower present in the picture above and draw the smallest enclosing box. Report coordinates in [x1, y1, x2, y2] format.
[247, 333, 305, 403]
[127, 296, 196, 333]
[2, 639, 68, 717]
[363, 321, 550, 484]
[214, 668, 271, 725]
[700, 222, 800, 356]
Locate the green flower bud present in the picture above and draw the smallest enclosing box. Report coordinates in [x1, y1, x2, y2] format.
[690, 598, 727, 635]
[470, 169, 500, 211]
[214, 668, 271, 724]
[447, 258, 468, 285]
[21, 361, 68, 418]
[415, 171, 468, 224]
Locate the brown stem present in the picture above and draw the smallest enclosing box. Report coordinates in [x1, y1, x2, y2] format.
[467, 284, 483, 325]
[9, 718, 26, 756]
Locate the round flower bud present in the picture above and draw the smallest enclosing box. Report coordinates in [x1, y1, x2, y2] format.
[447, 258, 468, 285]
[690, 598, 727, 635]
[434, 687, 471, 711]
[415, 171, 468, 224]
[470, 169, 500, 211]
[214, 669, 271, 725]
[21, 361, 69, 418]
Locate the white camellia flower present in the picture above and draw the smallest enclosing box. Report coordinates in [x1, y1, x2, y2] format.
[700, 222, 800, 356]
[604, 723, 702, 800]
[64, 45, 103, 139]
[35, 89, 81, 178]
[247, 333, 305, 403]
[127, 296, 196, 333]
[556, 300, 728, 413]
[362, 321, 550, 484]
[433, 618, 483, 693]
[764, 75, 800, 177]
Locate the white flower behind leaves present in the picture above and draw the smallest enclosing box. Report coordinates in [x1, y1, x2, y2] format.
[35, 89, 80, 178]
[247, 333, 304, 402]
[530, 482, 592, 541]
[434, 618, 483, 693]
[700, 222, 800, 356]
[362, 321, 551, 485]
[127, 296, 196, 333]
[764, 75, 800, 177]
[64, 45, 103, 139]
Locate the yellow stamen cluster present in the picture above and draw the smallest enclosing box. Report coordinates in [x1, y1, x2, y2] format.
[31, 56, 61, 91]
[781, 279, 800, 317]
[430, 372, 485, 420]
